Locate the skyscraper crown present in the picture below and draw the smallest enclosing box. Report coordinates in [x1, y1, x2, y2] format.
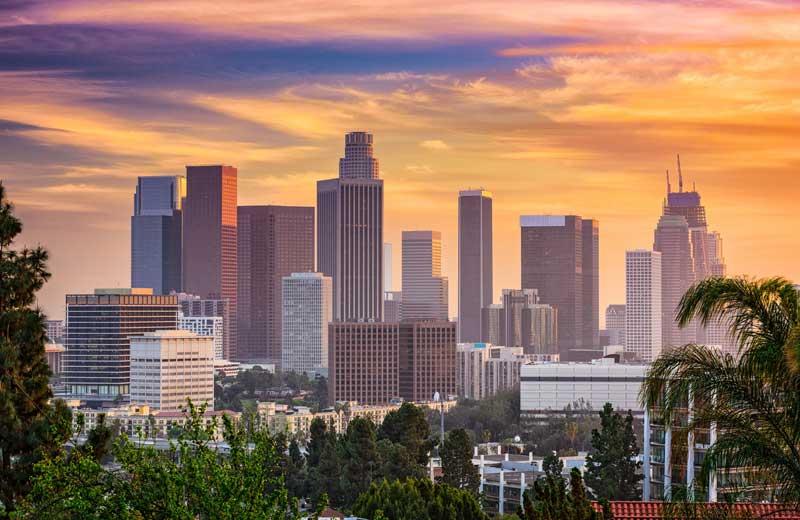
[339, 131, 379, 179]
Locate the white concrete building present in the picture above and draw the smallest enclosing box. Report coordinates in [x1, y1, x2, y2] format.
[281, 272, 333, 374]
[519, 358, 647, 417]
[129, 330, 215, 412]
[625, 250, 662, 362]
[456, 343, 526, 400]
[178, 313, 224, 360]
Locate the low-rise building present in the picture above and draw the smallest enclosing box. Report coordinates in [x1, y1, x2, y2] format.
[520, 358, 646, 420]
[45, 343, 66, 377]
[73, 403, 239, 440]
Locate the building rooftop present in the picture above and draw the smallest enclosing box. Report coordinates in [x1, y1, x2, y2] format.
[94, 288, 153, 295]
[520, 215, 570, 227]
[459, 189, 492, 198]
[592, 501, 800, 520]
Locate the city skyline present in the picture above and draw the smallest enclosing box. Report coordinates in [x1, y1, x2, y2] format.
[3, 1, 799, 323]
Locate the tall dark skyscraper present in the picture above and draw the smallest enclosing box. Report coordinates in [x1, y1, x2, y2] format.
[520, 215, 600, 361]
[317, 132, 383, 322]
[237, 205, 314, 364]
[131, 175, 185, 294]
[458, 189, 493, 342]
[183, 165, 238, 359]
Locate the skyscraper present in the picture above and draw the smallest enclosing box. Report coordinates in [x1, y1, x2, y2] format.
[520, 215, 599, 361]
[237, 205, 314, 364]
[384, 291, 403, 322]
[625, 250, 662, 362]
[458, 189, 492, 342]
[176, 293, 231, 361]
[183, 165, 237, 359]
[317, 132, 384, 322]
[282, 272, 333, 375]
[63, 289, 178, 404]
[401, 230, 448, 321]
[480, 289, 558, 356]
[657, 159, 731, 352]
[605, 304, 626, 347]
[131, 175, 186, 294]
[654, 214, 695, 349]
[384, 242, 393, 292]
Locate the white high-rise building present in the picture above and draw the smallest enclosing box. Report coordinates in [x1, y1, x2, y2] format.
[625, 250, 662, 363]
[281, 273, 333, 374]
[129, 330, 215, 411]
[178, 313, 224, 360]
[402, 230, 448, 321]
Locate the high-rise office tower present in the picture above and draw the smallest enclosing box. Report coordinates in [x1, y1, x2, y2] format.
[654, 215, 696, 349]
[183, 165, 237, 359]
[282, 272, 333, 375]
[582, 219, 600, 350]
[178, 313, 224, 360]
[398, 321, 456, 402]
[605, 304, 626, 347]
[129, 330, 215, 411]
[384, 291, 403, 322]
[657, 158, 730, 351]
[401, 230, 449, 321]
[480, 289, 558, 355]
[317, 132, 384, 322]
[520, 215, 600, 361]
[328, 320, 456, 404]
[237, 205, 314, 364]
[625, 250, 662, 362]
[176, 293, 231, 361]
[131, 175, 186, 294]
[458, 190, 493, 342]
[63, 289, 178, 404]
[384, 242, 393, 292]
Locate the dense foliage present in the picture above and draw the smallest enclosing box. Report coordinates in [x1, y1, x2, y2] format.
[584, 403, 642, 500]
[352, 478, 487, 520]
[215, 367, 328, 411]
[16, 402, 294, 519]
[438, 389, 521, 442]
[642, 277, 800, 501]
[299, 404, 442, 510]
[0, 183, 73, 513]
[439, 428, 480, 494]
[519, 466, 606, 520]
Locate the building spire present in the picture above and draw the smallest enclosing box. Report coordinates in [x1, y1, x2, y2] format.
[666, 169, 671, 194]
[677, 154, 684, 192]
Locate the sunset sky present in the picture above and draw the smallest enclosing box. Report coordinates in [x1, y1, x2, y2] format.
[2, 0, 799, 322]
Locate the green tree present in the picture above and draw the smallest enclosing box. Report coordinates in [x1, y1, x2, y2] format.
[542, 452, 563, 478]
[285, 438, 308, 499]
[78, 413, 115, 463]
[641, 276, 800, 501]
[352, 478, 487, 520]
[17, 401, 295, 519]
[584, 403, 642, 500]
[439, 428, 480, 494]
[0, 183, 73, 512]
[340, 417, 380, 507]
[519, 468, 604, 520]
[379, 402, 435, 464]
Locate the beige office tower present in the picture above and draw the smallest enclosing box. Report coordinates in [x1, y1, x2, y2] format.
[129, 330, 215, 412]
[401, 230, 449, 321]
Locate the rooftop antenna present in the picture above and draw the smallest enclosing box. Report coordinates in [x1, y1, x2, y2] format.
[677, 154, 684, 192]
[666, 169, 671, 194]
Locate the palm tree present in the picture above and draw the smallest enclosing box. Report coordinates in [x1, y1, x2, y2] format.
[641, 276, 800, 502]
